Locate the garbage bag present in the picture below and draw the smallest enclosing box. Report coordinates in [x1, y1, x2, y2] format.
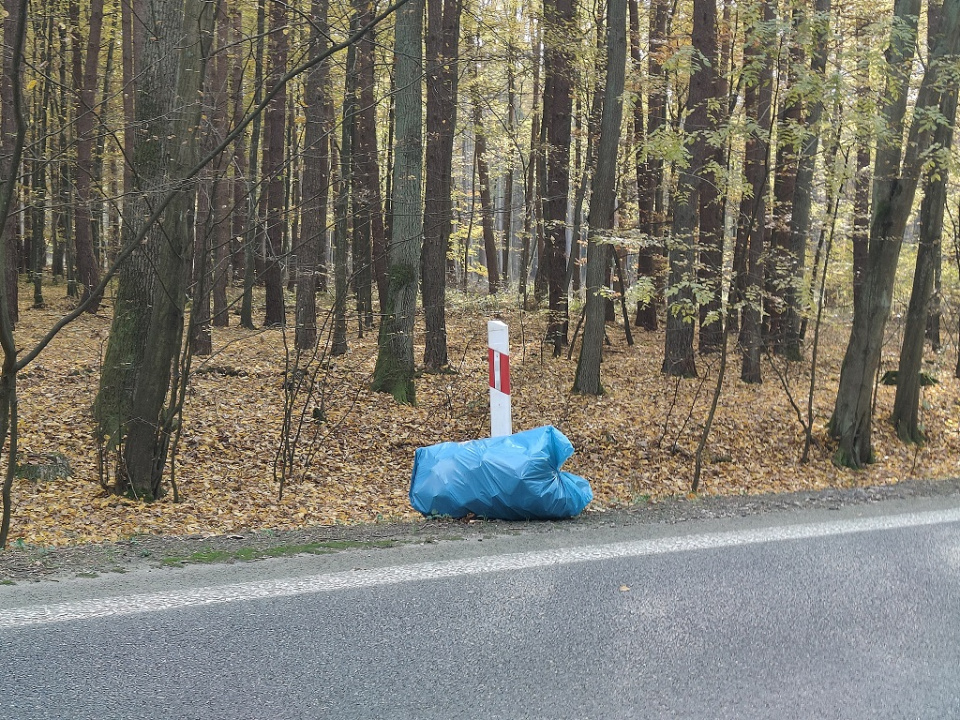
[409, 425, 593, 520]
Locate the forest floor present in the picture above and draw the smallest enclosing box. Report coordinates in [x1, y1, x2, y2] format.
[2, 278, 960, 577]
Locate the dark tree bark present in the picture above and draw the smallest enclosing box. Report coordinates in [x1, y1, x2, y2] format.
[830, 0, 959, 468]
[0, 0, 26, 550]
[261, 0, 289, 327]
[332, 42, 356, 357]
[633, 0, 667, 331]
[352, 0, 384, 326]
[190, 183, 213, 357]
[192, 3, 231, 348]
[95, 0, 215, 499]
[295, 0, 331, 351]
[471, 44, 500, 295]
[737, 0, 774, 385]
[500, 49, 516, 287]
[69, 0, 105, 312]
[422, 0, 460, 370]
[566, 14, 605, 306]
[784, 0, 831, 358]
[765, 6, 804, 355]
[695, 0, 724, 355]
[573, 0, 626, 395]
[518, 32, 541, 308]
[120, 0, 135, 224]
[542, 0, 575, 351]
[210, 5, 231, 329]
[230, 5, 249, 285]
[350, 5, 372, 335]
[29, 16, 53, 308]
[662, 0, 718, 377]
[53, 24, 70, 282]
[891, 0, 958, 443]
[239, 0, 266, 330]
[372, 0, 422, 403]
[850, 16, 873, 315]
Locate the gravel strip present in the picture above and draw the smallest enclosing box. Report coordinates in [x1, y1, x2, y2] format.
[2, 477, 959, 583]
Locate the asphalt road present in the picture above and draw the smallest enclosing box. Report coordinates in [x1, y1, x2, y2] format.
[2, 495, 959, 719]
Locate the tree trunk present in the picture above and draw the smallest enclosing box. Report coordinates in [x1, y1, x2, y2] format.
[372, 0, 422, 403]
[70, 0, 104, 311]
[518, 30, 541, 308]
[573, 0, 626, 395]
[695, 0, 724, 355]
[190, 182, 213, 356]
[29, 16, 52, 308]
[542, 0, 575, 351]
[332, 41, 355, 358]
[737, 0, 774, 385]
[211, 5, 231, 329]
[95, 0, 215, 499]
[295, 0, 331, 351]
[633, 0, 667, 331]
[0, 0, 24, 548]
[500, 49, 516, 287]
[239, 0, 265, 330]
[0, 0, 23, 325]
[663, 0, 718, 377]
[471, 50, 500, 295]
[891, 1, 958, 444]
[261, 0, 289, 327]
[352, 0, 383, 329]
[350, 11, 372, 336]
[422, 0, 460, 370]
[230, 4, 248, 284]
[765, 5, 803, 355]
[830, 0, 958, 468]
[784, 0, 830, 358]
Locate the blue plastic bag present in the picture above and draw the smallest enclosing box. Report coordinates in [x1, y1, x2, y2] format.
[409, 425, 593, 520]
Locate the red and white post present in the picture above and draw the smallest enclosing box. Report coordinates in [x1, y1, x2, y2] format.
[488, 320, 512, 436]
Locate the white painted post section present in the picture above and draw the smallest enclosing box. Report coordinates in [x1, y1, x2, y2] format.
[488, 320, 512, 436]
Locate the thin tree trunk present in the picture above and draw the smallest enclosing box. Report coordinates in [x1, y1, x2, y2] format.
[190, 182, 213, 356]
[332, 40, 356, 357]
[471, 47, 499, 295]
[784, 0, 831, 358]
[663, 0, 718, 377]
[695, 0, 724, 355]
[766, 5, 803, 355]
[422, 0, 460, 369]
[738, 0, 774, 385]
[352, 0, 383, 328]
[573, 0, 626, 395]
[70, 0, 104, 311]
[542, 0, 575, 350]
[634, 0, 667, 331]
[261, 0, 289, 327]
[211, 4, 231, 328]
[295, 0, 331, 351]
[518, 30, 541, 308]
[501, 44, 516, 287]
[239, 0, 265, 330]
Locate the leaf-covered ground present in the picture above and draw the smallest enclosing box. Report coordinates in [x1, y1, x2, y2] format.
[7, 284, 960, 547]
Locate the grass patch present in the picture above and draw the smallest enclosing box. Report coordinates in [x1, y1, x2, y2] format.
[0, 579, 15, 586]
[75, 572, 99, 578]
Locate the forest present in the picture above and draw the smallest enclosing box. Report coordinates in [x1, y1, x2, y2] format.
[0, 0, 958, 548]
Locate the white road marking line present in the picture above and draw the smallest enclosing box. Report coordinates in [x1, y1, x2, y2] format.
[2, 506, 959, 629]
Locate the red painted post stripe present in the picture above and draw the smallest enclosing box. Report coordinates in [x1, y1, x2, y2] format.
[488, 348, 511, 394]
